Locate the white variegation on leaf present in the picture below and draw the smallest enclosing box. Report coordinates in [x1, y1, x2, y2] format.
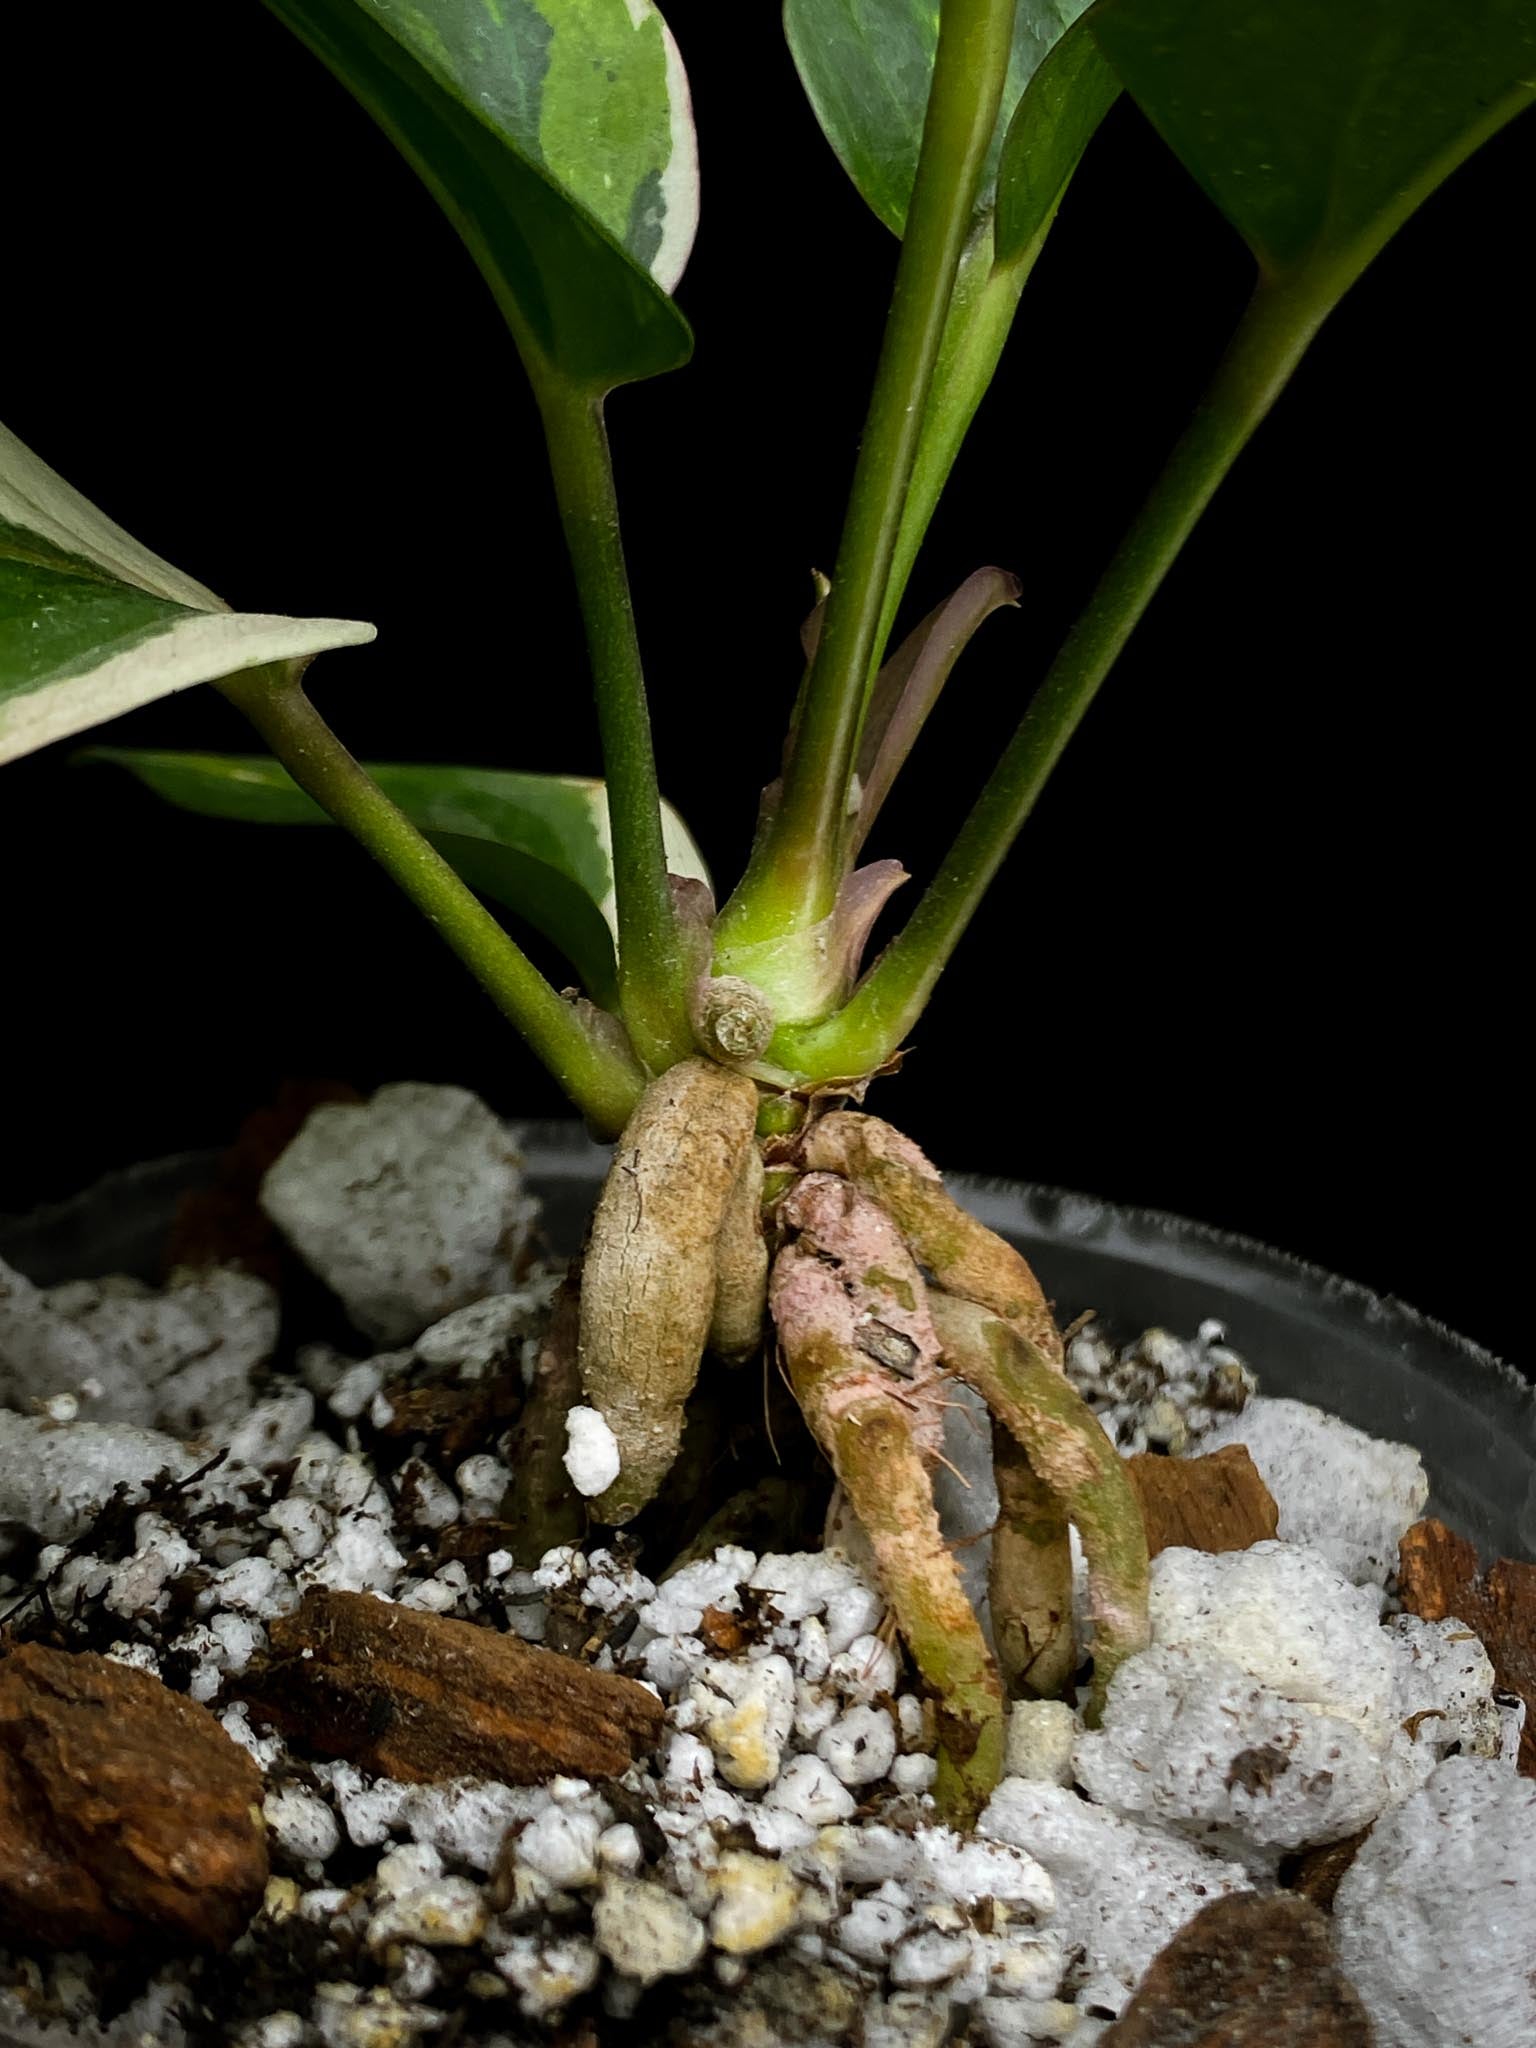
[0, 421, 374, 766]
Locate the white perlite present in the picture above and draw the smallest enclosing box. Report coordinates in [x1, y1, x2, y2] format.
[1148, 1541, 1398, 1738]
[591, 1876, 707, 1985]
[562, 1405, 622, 1497]
[1074, 1644, 1392, 1851]
[1334, 1758, 1536, 2048]
[259, 1083, 535, 1343]
[980, 1776, 1252, 2018]
[0, 1256, 277, 1431]
[5, 1145, 1526, 2048]
[0, 1410, 194, 1544]
[1199, 1395, 1429, 1585]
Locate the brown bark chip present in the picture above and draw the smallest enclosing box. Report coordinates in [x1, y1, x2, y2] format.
[252, 1588, 663, 1783]
[1100, 1891, 1373, 2046]
[1397, 1515, 1536, 1778]
[0, 1644, 268, 1950]
[1125, 1444, 1279, 1559]
[1280, 1829, 1374, 1913]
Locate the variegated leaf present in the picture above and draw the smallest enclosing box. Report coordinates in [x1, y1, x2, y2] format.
[0, 422, 373, 767]
[784, 0, 1095, 237]
[89, 749, 711, 1009]
[265, 0, 697, 389]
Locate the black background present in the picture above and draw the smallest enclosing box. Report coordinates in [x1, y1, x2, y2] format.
[1, 6, 1528, 1365]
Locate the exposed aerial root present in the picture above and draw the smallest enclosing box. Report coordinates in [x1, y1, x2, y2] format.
[989, 1418, 1077, 1698]
[503, 1265, 587, 1562]
[578, 1059, 759, 1524]
[930, 1293, 1150, 1721]
[707, 1140, 769, 1361]
[803, 1111, 1082, 1691]
[772, 1216, 1004, 1825]
[802, 1111, 1062, 1363]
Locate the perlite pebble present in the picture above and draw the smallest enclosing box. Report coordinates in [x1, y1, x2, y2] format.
[1199, 1396, 1428, 1587]
[980, 1777, 1251, 2016]
[264, 1786, 342, 1867]
[367, 1876, 487, 1951]
[0, 1256, 276, 1429]
[0, 1410, 193, 1544]
[914, 1828, 1055, 1913]
[1073, 1644, 1391, 1850]
[592, 1876, 707, 1985]
[260, 1083, 535, 1344]
[414, 1289, 547, 1372]
[639, 1546, 755, 1636]
[707, 1850, 804, 1954]
[1386, 1612, 1503, 1763]
[494, 1933, 600, 2018]
[224, 1389, 316, 1470]
[1334, 1757, 1536, 2048]
[889, 1927, 974, 1988]
[838, 1894, 910, 1964]
[1004, 1698, 1078, 1786]
[818, 1703, 898, 1787]
[515, 1806, 602, 1889]
[764, 1752, 857, 1826]
[689, 1654, 796, 1790]
[1148, 1541, 1398, 1739]
[561, 1404, 622, 1498]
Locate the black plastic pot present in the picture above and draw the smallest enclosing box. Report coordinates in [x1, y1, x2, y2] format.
[2, 1124, 1532, 1563]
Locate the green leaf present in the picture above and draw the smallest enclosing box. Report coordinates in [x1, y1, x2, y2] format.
[994, 14, 1119, 268]
[264, 0, 697, 390]
[1090, 0, 1536, 291]
[784, 0, 1095, 237]
[0, 422, 373, 767]
[88, 749, 711, 1011]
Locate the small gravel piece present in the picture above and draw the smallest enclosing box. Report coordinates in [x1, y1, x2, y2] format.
[591, 1875, 707, 1985]
[981, 1777, 1252, 2018]
[1074, 1644, 1392, 1850]
[1148, 1541, 1398, 1739]
[259, 1083, 535, 1343]
[562, 1405, 622, 1497]
[1004, 1699, 1078, 1786]
[1198, 1396, 1429, 1586]
[1333, 1757, 1536, 2048]
[707, 1849, 804, 1954]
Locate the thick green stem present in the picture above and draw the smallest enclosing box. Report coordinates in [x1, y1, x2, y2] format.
[930, 1293, 1150, 1721]
[220, 667, 645, 1133]
[777, 277, 1330, 1081]
[875, 223, 1029, 666]
[534, 376, 691, 1073]
[718, 0, 1021, 948]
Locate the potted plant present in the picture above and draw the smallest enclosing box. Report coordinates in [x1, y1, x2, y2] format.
[2, 4, 1533, 2043]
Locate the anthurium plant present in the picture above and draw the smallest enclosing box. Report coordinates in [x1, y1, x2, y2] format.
[4, 0, 1532, 1823]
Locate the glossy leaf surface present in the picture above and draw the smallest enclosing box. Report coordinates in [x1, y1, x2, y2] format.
[784, 0, 1094, 235]
[0, 422, 373, 766]
[994, 15, 1119, 267]
[264, 0, 697, 388]
[1091, 0, 1536, 288]
[91, 749, 710, 1009]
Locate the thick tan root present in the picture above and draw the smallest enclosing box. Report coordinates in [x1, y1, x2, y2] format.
[503, 1265, 587, 1562]
[802, 1111, 1062, 1363]
[990, 1419, 1077, 1698]
[805, 1111, 1078, 1693]
[579, 1059, 758, 1523]
[931, 1293, 1150, 1721]
[707, 1141, 768, 1360]
[772, 1188, 1005, 1825]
